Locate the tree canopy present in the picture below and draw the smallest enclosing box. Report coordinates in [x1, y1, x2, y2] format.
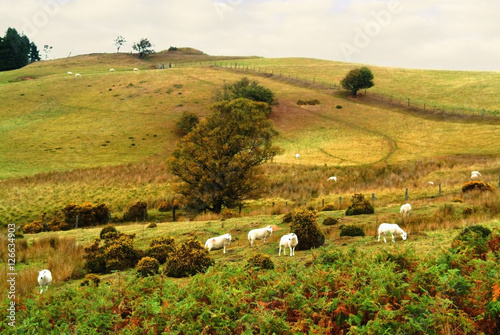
[0, 28, 40, 71]
[215, 77, 276, 113]
[340, 67, 374, 96]
[168, 98, 282, 213]
[132, 38, 154, 58]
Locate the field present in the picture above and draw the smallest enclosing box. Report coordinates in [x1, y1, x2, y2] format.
[0, 49, 499, 334]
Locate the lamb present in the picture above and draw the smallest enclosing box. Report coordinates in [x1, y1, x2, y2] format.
[248, 226, 273, 247]
[400, 203, 411, 217]
[378, 223, 407, 243]
[328, 176, 337, 182]
[279, 233, 298, 256]
[204, 233, 232, 254]
[38, 269, 52, 294]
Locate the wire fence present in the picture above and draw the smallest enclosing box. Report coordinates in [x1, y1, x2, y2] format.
[162, 60, 500, 119]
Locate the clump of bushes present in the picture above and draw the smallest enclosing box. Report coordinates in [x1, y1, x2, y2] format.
[462, 181, 494, 193]
[164, 237, 214, 278]
[451, 225, 492, 259]
[81, 274, 101, 287]
[345, 194, 374, 216]
[147, 222, 157, 228]
[123, 201, 148, 222]
[137, 257, 160, 277]
[246, 253, 275, 270]
[83, 230, 141, 274]
[339, 224, 365, 237]
[322, 217, 339, 226]
[100, 224, 118, 239]
[23, 211, 71, 234]
[145, 237, 176, 264]
[22, 220, 43, 234]
[289, 209, 325, 250]
[282, 212, 293, 224]
[336, 105, 342, 109]
[297, 99, 320, 106]
[62, 202, 110, 228]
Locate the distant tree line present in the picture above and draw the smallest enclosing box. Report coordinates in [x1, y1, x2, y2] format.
[0, 28, 40, 72]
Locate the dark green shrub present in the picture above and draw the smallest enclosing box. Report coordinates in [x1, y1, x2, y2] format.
[145, 237, 176, 264]
[137, 257, 160, 277]
[322, 217, 339, 226]
[147, 222, 157, 228]
[339, 224, 365, 237]
[175, 111, 199, 136]
[345, 194, 374, 216]
[290, 209, 325, 250]
[297, 99, 320, 105]
[81, 274, 100, 287]
[47, 211, 72, 231]
[83, 233, 141, 274]
[100, 224, 118, 238]
[123, 201, 148, 222]
[462, 181, 494, 193]
[451, 225, 492, 259]
[457, 225, 492, 240]
[245, 253, 275, 270]
[215, 77, 275, 111]
[336, 105, 342, 109]
[321, 203, 335, 211]
[164, 237, 214, 278]
[282, 212, 293, 224]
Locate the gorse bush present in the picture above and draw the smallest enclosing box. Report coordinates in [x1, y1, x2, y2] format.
[83, 231, 141, 274]
[164, 237, 214, 278]
[175, 111, 199, 136]
[62, 202, 109, 227]
[245, 253, 275, 270]
[462, 181, 495, 193]
[136, 257, 160, 277]
[345, 193, 374, 216]
[145, 236, 176, 264]
[99, 224, 118, 239]
[322, 217, 338, 226]
[80, 274, 100, 287]
[339, 224, 365, 237]
[321, 203, 335, 211]
[22, 220, 43, 234]
[289, 209, 325, 250]
[123, 201, 148, 222]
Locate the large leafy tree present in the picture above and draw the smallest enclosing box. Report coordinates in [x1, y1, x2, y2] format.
[215, 77, 276, 109]
[340, 67, 374, 96]
[168, 98, 282, 213]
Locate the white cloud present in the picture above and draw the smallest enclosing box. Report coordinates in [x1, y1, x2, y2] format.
[0, 0, 499, 70]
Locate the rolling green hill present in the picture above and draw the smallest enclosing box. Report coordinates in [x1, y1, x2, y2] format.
[0, 50, 499, 224]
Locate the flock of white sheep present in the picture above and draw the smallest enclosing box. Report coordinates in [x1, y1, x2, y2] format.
[67, 67, 139, 78]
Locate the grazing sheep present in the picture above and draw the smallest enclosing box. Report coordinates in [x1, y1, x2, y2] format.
[109, 68, 115, 72]
[133, 68, 139, 71]
[75, 73, 81, 77]
[428, 181, 434, 186]
[38, 269, 52, 294]
[67, 71, 72, 75]
[204, 233, 232, 254]
[279, 233, 298, 256]
[295, 153, 301, 159]
[378, 223, 407, 243]
[400, 203, 411, 217]
[248, 226, 273, 247]
[470, 171, 481, 180]
[328, 176, 337, 182]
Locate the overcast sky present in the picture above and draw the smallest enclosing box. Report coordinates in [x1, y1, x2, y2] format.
[2, 0, 499, 71]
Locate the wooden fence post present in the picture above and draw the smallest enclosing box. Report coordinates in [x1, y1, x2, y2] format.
[405, 188, 409, 202]
[372, 193, 376, 203]
[439, 184, 442, 197]
[339, 196, 342, 208]
[172, 207, 176, 222]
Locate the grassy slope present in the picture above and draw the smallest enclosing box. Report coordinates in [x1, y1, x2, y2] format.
[0, 52, 499, 224]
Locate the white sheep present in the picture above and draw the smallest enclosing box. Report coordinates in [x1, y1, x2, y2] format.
[378, 223, 407, 243]
[279, 233, 298, 256]
[38, 269, 52, 294]
[248, 226, 273, 247]
[295, 153, 301, 159]
[109, 68, 115, 72]
[204, 233, 232, 254]
[67, 71, 72, 75]
[428, 181, 434, 186]
[328, 176, 337, 182]
[75, 73, 81, 77]
[400, 203, 411, 217]
[471, 171, 481, 180]
[133, 68, 139, 71]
